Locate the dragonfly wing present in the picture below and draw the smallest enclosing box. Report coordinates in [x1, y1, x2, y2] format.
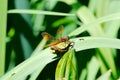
[41, 32, 56, 40]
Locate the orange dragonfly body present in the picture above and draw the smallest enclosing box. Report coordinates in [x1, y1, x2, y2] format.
[41, 26, 73, 54]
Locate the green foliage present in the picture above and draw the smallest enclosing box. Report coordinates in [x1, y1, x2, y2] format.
[0, 0, 120, 80]
[0, 0, 7, 77]
[55, 50, 77, 80]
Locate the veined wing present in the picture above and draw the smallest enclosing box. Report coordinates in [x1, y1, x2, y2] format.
[57, 25, 64, 38]
[41, 32, 56, 41]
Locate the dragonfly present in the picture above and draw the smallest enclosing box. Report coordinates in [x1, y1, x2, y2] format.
[41, 26, 77, 80]
[41, 26, 74, 55]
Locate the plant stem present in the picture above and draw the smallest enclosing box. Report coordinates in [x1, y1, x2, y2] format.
[0, 0, 8, 77]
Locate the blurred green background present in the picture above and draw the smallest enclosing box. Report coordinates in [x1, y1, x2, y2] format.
[0, 0, 120, 80]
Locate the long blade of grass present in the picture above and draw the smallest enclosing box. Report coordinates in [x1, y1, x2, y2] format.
[104, 0, 120, 38]
[72, 37, 119, 78]
[55, 51, 69, 80]
[87, 56, 100, 80]
[77, 6, 104, 36]
[72, 6, 117, 78]
[65, 50, 77, 80]
[0, 0, 7, 77]
[79, 68, 87, 80]
[0, 48, 57, 80]
[71, 37, 120, 51]
[69, 12, 120, 37]
[104, 0, 120, 60]
[55, 50, 77, 80]
[88, 0, 109, 17]
[29, 38, 47, 80]
[97, 69, 111, 80]
[8, 9, 75, 16]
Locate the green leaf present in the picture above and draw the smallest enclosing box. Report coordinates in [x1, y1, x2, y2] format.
[69, 12, 120, 37]
[72, 37, 119, 78]
[79, 68, 87, 80]
[8, 9, 75, 16]
[70, 6, 117, 78]
[97, 70, 111, 80]
[72, 37, 120, 51]
[59, 0, 77, 5]
[29, 38, 48, 80]
[0, 48, 57, 80]
[87, 56, 100, 80]
[55, 50, 77, 80]
[0, 0, 7, 77]
[104, 0, 120, 38]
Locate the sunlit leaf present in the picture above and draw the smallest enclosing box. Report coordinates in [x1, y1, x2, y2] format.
[97, 70, 111, 80]
[71, 37, 120, 51]
[0, 0, 7, 76]
[0, 48, 57, 80]
[8, 9, 75, 16]
[55, 50, 77, 80]
[87, 56, 100, 80]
